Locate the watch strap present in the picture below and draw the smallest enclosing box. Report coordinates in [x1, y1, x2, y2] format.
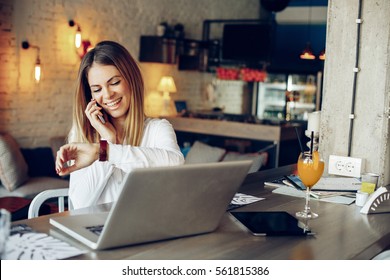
[99, 139, 108, 161]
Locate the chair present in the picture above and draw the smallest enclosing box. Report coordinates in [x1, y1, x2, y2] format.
[372, 250, 390, 260]
[28, 188, 72, 219]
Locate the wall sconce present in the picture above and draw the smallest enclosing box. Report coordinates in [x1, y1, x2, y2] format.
[157, 76, 177, 116]
[68, 20, 93, 59]
[21, 41, 41, 83]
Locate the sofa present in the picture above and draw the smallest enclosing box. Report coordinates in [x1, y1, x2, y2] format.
[0, 133, 69, 199]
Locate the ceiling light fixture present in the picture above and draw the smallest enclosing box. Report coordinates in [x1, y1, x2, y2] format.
[319, 49, 326, 60]
[300, 43, 316, 60]
[300, 1, 316, 60]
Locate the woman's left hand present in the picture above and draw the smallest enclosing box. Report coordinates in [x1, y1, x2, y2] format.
[55, 143, 100, 176]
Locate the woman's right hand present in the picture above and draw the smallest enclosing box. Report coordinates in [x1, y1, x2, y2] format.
[85, 99, 116, 142]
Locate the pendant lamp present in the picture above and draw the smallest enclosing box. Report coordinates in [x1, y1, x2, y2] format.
[300, 42, 316, 60]
[319, 49, 326, 60]
[300, 1, 315, 60]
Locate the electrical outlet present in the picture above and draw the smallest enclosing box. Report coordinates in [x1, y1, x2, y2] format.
[328, 155, 364, 177]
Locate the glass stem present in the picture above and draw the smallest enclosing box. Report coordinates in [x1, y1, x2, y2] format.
[305, 187, 311, 214]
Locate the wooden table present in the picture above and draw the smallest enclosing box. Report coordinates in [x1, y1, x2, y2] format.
[12, 165, 390, 260]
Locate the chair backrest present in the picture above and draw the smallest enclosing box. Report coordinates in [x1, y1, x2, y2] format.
[28, 188, 72, 219]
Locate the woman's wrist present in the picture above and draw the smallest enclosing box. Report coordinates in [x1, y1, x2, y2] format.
[93, 143, 100, 161]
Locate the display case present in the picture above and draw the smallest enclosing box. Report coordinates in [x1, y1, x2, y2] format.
[255, 73, 320, 121]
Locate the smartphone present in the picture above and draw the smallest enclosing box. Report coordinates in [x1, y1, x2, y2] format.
[95, 104, 106, 124]
[97, 114, 106, 124]
[231, 211, 314, 236]
[284, 175, 306, 190]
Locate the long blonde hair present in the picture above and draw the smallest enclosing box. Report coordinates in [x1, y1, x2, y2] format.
[70, 41, 145, 146]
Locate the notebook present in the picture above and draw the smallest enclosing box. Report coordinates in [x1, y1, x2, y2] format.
[50, 160, 252, 250]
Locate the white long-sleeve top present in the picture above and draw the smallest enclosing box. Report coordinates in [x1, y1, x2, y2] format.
[68, 118, 185, 209]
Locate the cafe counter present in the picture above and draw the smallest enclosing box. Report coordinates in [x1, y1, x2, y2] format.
[165, 117, 303, 167]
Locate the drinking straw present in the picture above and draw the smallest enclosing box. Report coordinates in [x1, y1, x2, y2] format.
[310, 131, 314, 154]
[294, 126, 305, 153]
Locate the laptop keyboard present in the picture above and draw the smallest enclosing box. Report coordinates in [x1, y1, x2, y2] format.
[86, 225, 104, 236]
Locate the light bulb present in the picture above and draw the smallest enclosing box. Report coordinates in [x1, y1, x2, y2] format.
[75, 26, 82, 48]
[34, 64, 41, 83]
[34, 61, 41, 83]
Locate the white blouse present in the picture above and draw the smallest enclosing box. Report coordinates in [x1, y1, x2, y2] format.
[68, 118, 185, 209]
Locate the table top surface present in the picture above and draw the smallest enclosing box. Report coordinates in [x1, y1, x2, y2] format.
[13, 165, 390, 260]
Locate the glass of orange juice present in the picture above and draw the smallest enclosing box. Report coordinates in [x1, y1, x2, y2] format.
[296, 151, 325, 219]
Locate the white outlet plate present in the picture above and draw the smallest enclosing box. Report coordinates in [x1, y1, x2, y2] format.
[328, 155, 364, 178]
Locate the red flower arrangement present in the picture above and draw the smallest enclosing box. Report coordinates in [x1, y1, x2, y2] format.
[216, 67, 240, 80]
[216, 67, 267, 82]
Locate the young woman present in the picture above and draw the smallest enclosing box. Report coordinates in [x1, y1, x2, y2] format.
[55, 41, 184, 209]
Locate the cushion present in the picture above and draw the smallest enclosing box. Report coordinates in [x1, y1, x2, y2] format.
[185, 141, 226, 164]
[49, 136, 66, 159]
[21, 147, 57, 177]
[0, 177, 69, 199]
[222, 151, 268, 173]
[0, 134, 29, 191]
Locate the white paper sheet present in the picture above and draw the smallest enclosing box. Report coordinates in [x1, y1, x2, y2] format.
[228, 193, 265, 211]
[231, 192, 265, 205]
[3, 224, 86, 260]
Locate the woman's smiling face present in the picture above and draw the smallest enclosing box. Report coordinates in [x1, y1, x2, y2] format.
[87, 63, 131, 121]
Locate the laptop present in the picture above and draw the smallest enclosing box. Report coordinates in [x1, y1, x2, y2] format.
[50, 160, 252, 250]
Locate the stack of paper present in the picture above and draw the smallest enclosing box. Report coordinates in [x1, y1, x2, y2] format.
[312, 177, 361, 191]
[266, 176, 359, 205]
[272, 186, 355, 205]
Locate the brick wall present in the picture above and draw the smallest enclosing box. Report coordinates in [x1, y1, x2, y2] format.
[0, 0, 259, 147]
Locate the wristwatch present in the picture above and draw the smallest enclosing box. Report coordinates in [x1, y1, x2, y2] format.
[99, 139, 108, 161]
